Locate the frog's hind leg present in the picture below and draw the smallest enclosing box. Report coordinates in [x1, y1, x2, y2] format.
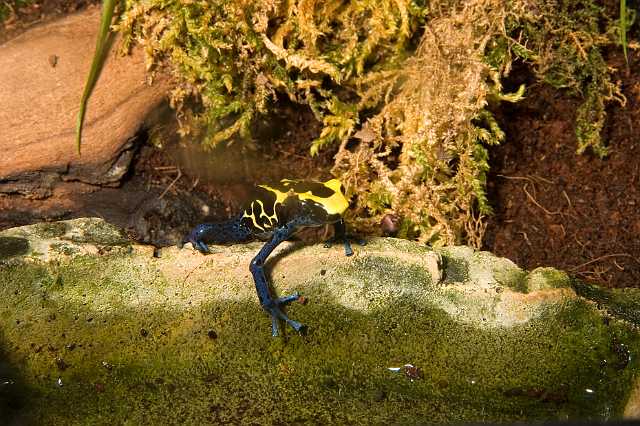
[250, 223, 307, 336]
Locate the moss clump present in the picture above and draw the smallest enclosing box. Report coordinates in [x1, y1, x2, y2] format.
[528, 268, 571, 291]
[0, 0, 30, 24]
[49, 242, 80, 257]
[63, 218, 130, 246]
[571, 279, 640, 327]
[109, 0, 628, 247]
[441, 254, 470, 285]
[0, 237, 29, 261]
[491, 0, 626, 158]
[31, 222, 67, 239]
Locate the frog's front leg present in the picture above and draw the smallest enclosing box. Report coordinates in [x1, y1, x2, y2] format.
[323, 218, 365, 257]
[250, 223, 306, 336]
[181, 218, 251, 253]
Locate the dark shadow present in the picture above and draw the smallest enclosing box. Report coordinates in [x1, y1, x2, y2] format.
[263, 239, 308, 271]
[0, 331, 34, 425]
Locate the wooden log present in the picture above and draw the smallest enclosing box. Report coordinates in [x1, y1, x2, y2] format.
[0, 6, 170, 197]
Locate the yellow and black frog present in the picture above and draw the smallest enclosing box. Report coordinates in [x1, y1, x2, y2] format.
[181, 179, 361, 336]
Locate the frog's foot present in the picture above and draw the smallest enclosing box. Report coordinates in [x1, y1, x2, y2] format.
[193, 240, 210, 254]
[179, 234, 210, 254]
[183, 238, 210, 254]
[264, 294, 307, 337]
[323, 235, 366, 257]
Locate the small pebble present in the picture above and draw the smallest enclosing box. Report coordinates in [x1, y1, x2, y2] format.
[55, 357, 68, 371]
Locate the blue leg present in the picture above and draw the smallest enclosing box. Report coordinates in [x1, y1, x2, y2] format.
[180, 219, 252, 254]
[250, 223, 307, 336]
[323, 219, 365, 257]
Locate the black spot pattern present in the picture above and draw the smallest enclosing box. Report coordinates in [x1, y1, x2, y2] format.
[271, 180, 334, 198]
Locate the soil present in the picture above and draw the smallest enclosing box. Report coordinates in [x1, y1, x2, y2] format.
[1, 3, 639, 288]
[483, 52, 640, 288]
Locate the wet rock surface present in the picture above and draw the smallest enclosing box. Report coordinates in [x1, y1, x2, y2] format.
[0, 218, 639, 423]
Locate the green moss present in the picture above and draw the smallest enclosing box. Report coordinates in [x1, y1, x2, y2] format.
[49, 242, 80, 256]
[498, 268, 528, 293]
[440, 253, 469, 284]
[0, 237, 29, 261]
[31, 222, 67, 239]
[571, 279, 640, 327]
[340, 255, 435, 293]
[496, 0, 626, 158]
[530, 268, 571, 291]
[1, 232, 639, 423]
[370, 237, 434, 256]
[0, 0, 31, 24]
[64, 219, 130, 246]
[2, 270, 637, 423]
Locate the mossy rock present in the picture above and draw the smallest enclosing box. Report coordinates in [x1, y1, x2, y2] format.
[0, 218, 639, 424]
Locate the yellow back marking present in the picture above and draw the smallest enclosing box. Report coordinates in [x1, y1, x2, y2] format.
[256, 199, 278, 225]
[242, 202, 265, 231]
[258, 179, 349, 216]
[301, 179, 349, 215]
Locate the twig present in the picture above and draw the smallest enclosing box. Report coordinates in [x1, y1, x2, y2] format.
[529, 174, 555, 185]
[190, 177, 200, 191]
[560, 190, 579, 220]
[569, 32, 588, 61]
[497, 174, 533, 183]
[569, 253, 633, 271]
[575, 266, 611, 284]
[552, 223, 566, 238]
[159, 168, 181, 199]
[562, 190, 572, 209]
[613, 259, 625, 271]
[182, 258, 211, 286]
[518, 231, 532, 247]
[523, 183, 562, 216]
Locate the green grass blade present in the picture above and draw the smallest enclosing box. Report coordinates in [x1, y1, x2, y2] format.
[75, 0, 117, 155]
[621, 0, 629, 67]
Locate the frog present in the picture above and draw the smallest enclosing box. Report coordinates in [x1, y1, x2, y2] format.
[181, 178, 360, 336]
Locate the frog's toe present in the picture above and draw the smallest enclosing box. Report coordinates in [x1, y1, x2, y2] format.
[270, 316, 280, 337]
[289, 320, 307, 335]
[276, 292, 301, 305]
[269, 316, 306, 336]
[194, 240, 210, 253]
[265, 302, 306, 336]
[324, 235, 365, 257]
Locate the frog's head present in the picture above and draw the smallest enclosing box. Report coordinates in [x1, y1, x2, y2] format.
[323, 179, 344, 196]
[319, 178, 349, 216]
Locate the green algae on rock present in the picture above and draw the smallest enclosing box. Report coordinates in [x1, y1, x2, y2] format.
[0, 218, 639, 424]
